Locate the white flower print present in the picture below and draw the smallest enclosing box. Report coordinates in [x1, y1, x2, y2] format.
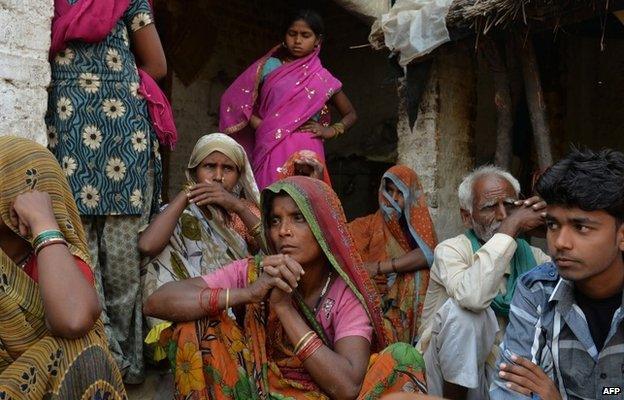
[57, 97, 73, 120]
[61, 156, 77, 177]
[131, 13, 153, 32]
[153, 141, 161, 160]
[131, 130, 148, 152]
[82, 125, 103, 150]
[80, 185, 100, 209]
[121, 28, 130, 46]
[102, 99, 126, 119]
[54, 48, 75, 65]
[78, 73, 101, 94]
[106, 48, 123, 72]
[130, 189, 143, 208]
[106, 157, 127, 181]
[129, 82, 143, 99]
[47, 125, 58, 149]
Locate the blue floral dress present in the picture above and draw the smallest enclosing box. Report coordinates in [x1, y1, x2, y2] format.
[46, 0, 162, 216]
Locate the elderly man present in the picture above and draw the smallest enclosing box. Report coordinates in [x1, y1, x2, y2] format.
[416, 165, 551, 400]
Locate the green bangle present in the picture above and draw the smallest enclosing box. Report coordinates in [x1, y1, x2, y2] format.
[32, 230, 64, 248]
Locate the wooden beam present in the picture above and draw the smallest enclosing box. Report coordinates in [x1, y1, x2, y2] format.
[481, 36, 514, 169]
[516, 34, 553, 170]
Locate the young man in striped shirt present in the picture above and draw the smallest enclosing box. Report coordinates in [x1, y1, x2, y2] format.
[491, 148, 624, 399]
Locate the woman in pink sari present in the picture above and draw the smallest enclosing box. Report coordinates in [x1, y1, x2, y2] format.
[220, 9, 358, 189]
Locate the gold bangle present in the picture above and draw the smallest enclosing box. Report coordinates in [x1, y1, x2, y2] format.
[295, 332, 318, 355]
[330, 122, 345, 138]
[34, 238, 68, 256]
[293, 331, 315, 354]
[225, 288, 230, 310]
[250, 222, 262, 237]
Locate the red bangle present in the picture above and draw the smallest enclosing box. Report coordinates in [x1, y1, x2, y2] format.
[199, 287, 212, 314]
[297, 336, 323, 362]
[208, 288, 222, 316]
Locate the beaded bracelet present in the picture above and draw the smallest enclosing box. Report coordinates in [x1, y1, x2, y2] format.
[297, 336, 323, 362]
[34, 238, 68, 256]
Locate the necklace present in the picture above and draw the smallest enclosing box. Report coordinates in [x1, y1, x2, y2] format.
[314, 271, 333, 312]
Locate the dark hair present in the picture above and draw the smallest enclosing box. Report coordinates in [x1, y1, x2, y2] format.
[536, 147, 624, 222]
[284, 9, 325, 37]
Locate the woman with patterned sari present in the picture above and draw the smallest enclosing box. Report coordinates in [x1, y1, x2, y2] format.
[0, 136, 126, 399]
[219, 10, 357, 189]
[144, 176, 427, 399]
[139, 133, 262, 330]
[348, 166, 437, 345]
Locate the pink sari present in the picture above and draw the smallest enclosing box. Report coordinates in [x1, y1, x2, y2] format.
[49, 0, 178, 149]
[220, 45, 342, 189]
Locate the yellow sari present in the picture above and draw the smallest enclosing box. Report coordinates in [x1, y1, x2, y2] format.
[0, 136, 126, 399]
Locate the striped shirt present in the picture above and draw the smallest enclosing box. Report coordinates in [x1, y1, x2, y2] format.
[490, 262, 624, 400]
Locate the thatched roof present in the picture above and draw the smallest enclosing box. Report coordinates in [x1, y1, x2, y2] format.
[447, 0, 624, 35]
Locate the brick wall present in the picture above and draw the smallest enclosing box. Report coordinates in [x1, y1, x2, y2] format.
[0, 0, 52, 144]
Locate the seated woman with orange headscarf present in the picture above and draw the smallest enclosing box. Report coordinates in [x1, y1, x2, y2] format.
[143, 176, 426, 399]
[348, 166, 438, 345]
[0, 137, 126, 398]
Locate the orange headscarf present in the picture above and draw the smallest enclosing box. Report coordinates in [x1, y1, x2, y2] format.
[277, 150, 332, 186]
[348, 165, 437, 343]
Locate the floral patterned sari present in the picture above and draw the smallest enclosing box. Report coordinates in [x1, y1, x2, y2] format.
[163, 177, 427, 399]
[349, 166, 438, 344]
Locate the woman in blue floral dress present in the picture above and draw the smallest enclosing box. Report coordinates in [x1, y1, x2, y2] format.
[46, 0, 167, 384]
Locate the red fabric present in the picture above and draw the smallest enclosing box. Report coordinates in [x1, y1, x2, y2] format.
[137, 69, 179, 149]
[23, 255, 94, 285]
[50, 0, 129, 58]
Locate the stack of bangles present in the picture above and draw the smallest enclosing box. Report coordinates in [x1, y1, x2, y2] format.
[199, 287, 230, 316]
[250, 221, 262, 237]
[32, 229, 67, 256]
[375, 258, 398, 276]
[330, 122, 345, 139]
[294, 330, 323, 362]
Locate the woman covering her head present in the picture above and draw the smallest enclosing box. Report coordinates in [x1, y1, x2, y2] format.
[139, 133, 262, 330]
[0, 137, 126, 398]
[349, 165, 437, 344]
[277, 149, 332, 186]
[220, 9, 358, 189]
[144, 176, 427, 399]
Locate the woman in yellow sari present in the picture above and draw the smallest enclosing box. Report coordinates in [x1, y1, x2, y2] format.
[144, 176, 427, 399]
[0, 136, 126, 399]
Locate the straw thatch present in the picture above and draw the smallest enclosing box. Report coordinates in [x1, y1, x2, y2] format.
[447, 0, 622, 34]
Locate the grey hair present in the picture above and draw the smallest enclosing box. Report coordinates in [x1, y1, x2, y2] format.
[458, 165, 521, 211]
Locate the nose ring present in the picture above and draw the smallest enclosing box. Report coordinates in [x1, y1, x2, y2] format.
[286, 229, 292, 235]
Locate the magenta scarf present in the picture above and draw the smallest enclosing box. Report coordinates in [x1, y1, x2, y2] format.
[219, 45, 341, 171]
[50, 0, 177, 149]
